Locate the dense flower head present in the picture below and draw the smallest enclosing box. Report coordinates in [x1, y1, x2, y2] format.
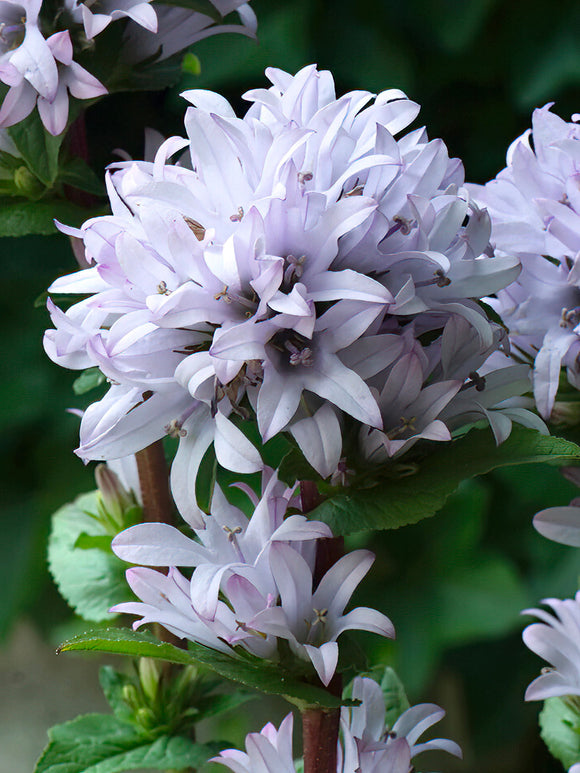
[212, 675, 461, 772]
[522, 592, 580, 701]
[44, 64, 537, 519]
[470, 105, 580, 419]
[111, 471, 395, 686]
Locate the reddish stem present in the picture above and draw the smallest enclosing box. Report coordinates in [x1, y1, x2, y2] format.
[136, 441, 174, 525]
[135, 441, 182, 650]
[300, 479, 343, 773]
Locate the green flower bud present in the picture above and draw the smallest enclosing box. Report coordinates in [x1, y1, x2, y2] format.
[95, 464, 134, 528]
[138, 657, 160, 704]
[121, 684, 140, 711]
[13, 166, 45, 199]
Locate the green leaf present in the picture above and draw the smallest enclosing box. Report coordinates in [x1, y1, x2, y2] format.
[34, 712, 216, 773]
[59, 158, 106, 197]
[7, 110, 63, 187]
[73, 368, 107, 395]
[48, 492, 133, 621]
[75, 533, 118, 551]
[313, 428, 580, 536]
[58, 627, 348, 709]
[98, 666, 135, 724]
[0, 198, 99, 237]
[380, 668, 410, 730]
[539, 696, 580, 769]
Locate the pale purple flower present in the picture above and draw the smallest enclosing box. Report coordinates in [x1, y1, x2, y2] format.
[470, 105, 580, 419]
[123, 1, 256, 62]
[0, 7, 106, 135]
[250, 544, 395, 686]
[212, 675, 461, 773]
[340, 676, 462, 773]
[113, 518, 394, 686]
[534, 506, 580, 547]
[112, 468, 331, 618]
[64, 0, 157, 40]
[522, 592, 580, 701]
[45, 65, 525, 518]
[533, 466, 580, 547]
[212, 713, 296, 773]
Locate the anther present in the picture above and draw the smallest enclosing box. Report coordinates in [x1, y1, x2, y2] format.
[165, 419, 187, 438]
[183, 216, 206, 241]
[157, 280, 171, 295]
[230, 207, 244, 222]
[298, 171, 313, 184]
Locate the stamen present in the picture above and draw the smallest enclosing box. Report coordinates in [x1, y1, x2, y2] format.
[298, 171, 313, 184]
[235, 620, 267, 639]
[230, 207, 244, 222]
[385, 214, 414, 237]
[284, 253, 306, 285]
[214, 285, 232, 303]
[561, 307, 580, 329]
[223, 526, 245, 562]
[157, 280, 171, 295]
[461, 371, 486, 392]
[165, 419, 187, 438]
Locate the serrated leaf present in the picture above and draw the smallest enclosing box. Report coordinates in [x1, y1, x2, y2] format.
[58, 627, 348, 709]
[48, 492, 133, 621]
[540, 696, 580, 769]
[98, 667, 135, 724]
[34, 712, 216, 773]
[313, 428, 580, 536]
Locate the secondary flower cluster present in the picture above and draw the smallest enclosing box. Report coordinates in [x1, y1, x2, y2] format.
[470, 105, 580, 420]
[213, 675, 462, 772]
[523, 592, 580, 702]
[111, 469, 395, 686]
[44, 64, 544, 522]
[0, 0, 255, 134]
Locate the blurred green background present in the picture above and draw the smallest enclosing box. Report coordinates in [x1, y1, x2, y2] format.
[2, 0, 580, 770]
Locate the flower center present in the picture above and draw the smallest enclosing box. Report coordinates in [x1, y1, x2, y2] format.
[0, 9, 26, 54]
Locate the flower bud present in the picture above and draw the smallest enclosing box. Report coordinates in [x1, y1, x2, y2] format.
[138, 657, 160, 704]
[14, 166, 44, 199]
[95, 463, 133, 528]
[549, 400, 580, 427]
[121, 684, 140, 711]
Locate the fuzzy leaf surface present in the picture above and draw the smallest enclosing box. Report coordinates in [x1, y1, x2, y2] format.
[58, 627, 347, 708]
[48, 492, 132, 621]
[539, 696, 580, 769]
[34, 713, 215, 773]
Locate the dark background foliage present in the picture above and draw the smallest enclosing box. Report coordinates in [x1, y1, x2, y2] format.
[2, 1, 580, 770]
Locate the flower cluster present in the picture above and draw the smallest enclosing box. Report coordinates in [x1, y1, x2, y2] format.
[522, 592, 580, 701]
[111, 470, 395, 686]
[0, 0, 255, 134]
[44, 64, 542, 521]
[212, 675, 461, 772]
[470, 105, 580, 419]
